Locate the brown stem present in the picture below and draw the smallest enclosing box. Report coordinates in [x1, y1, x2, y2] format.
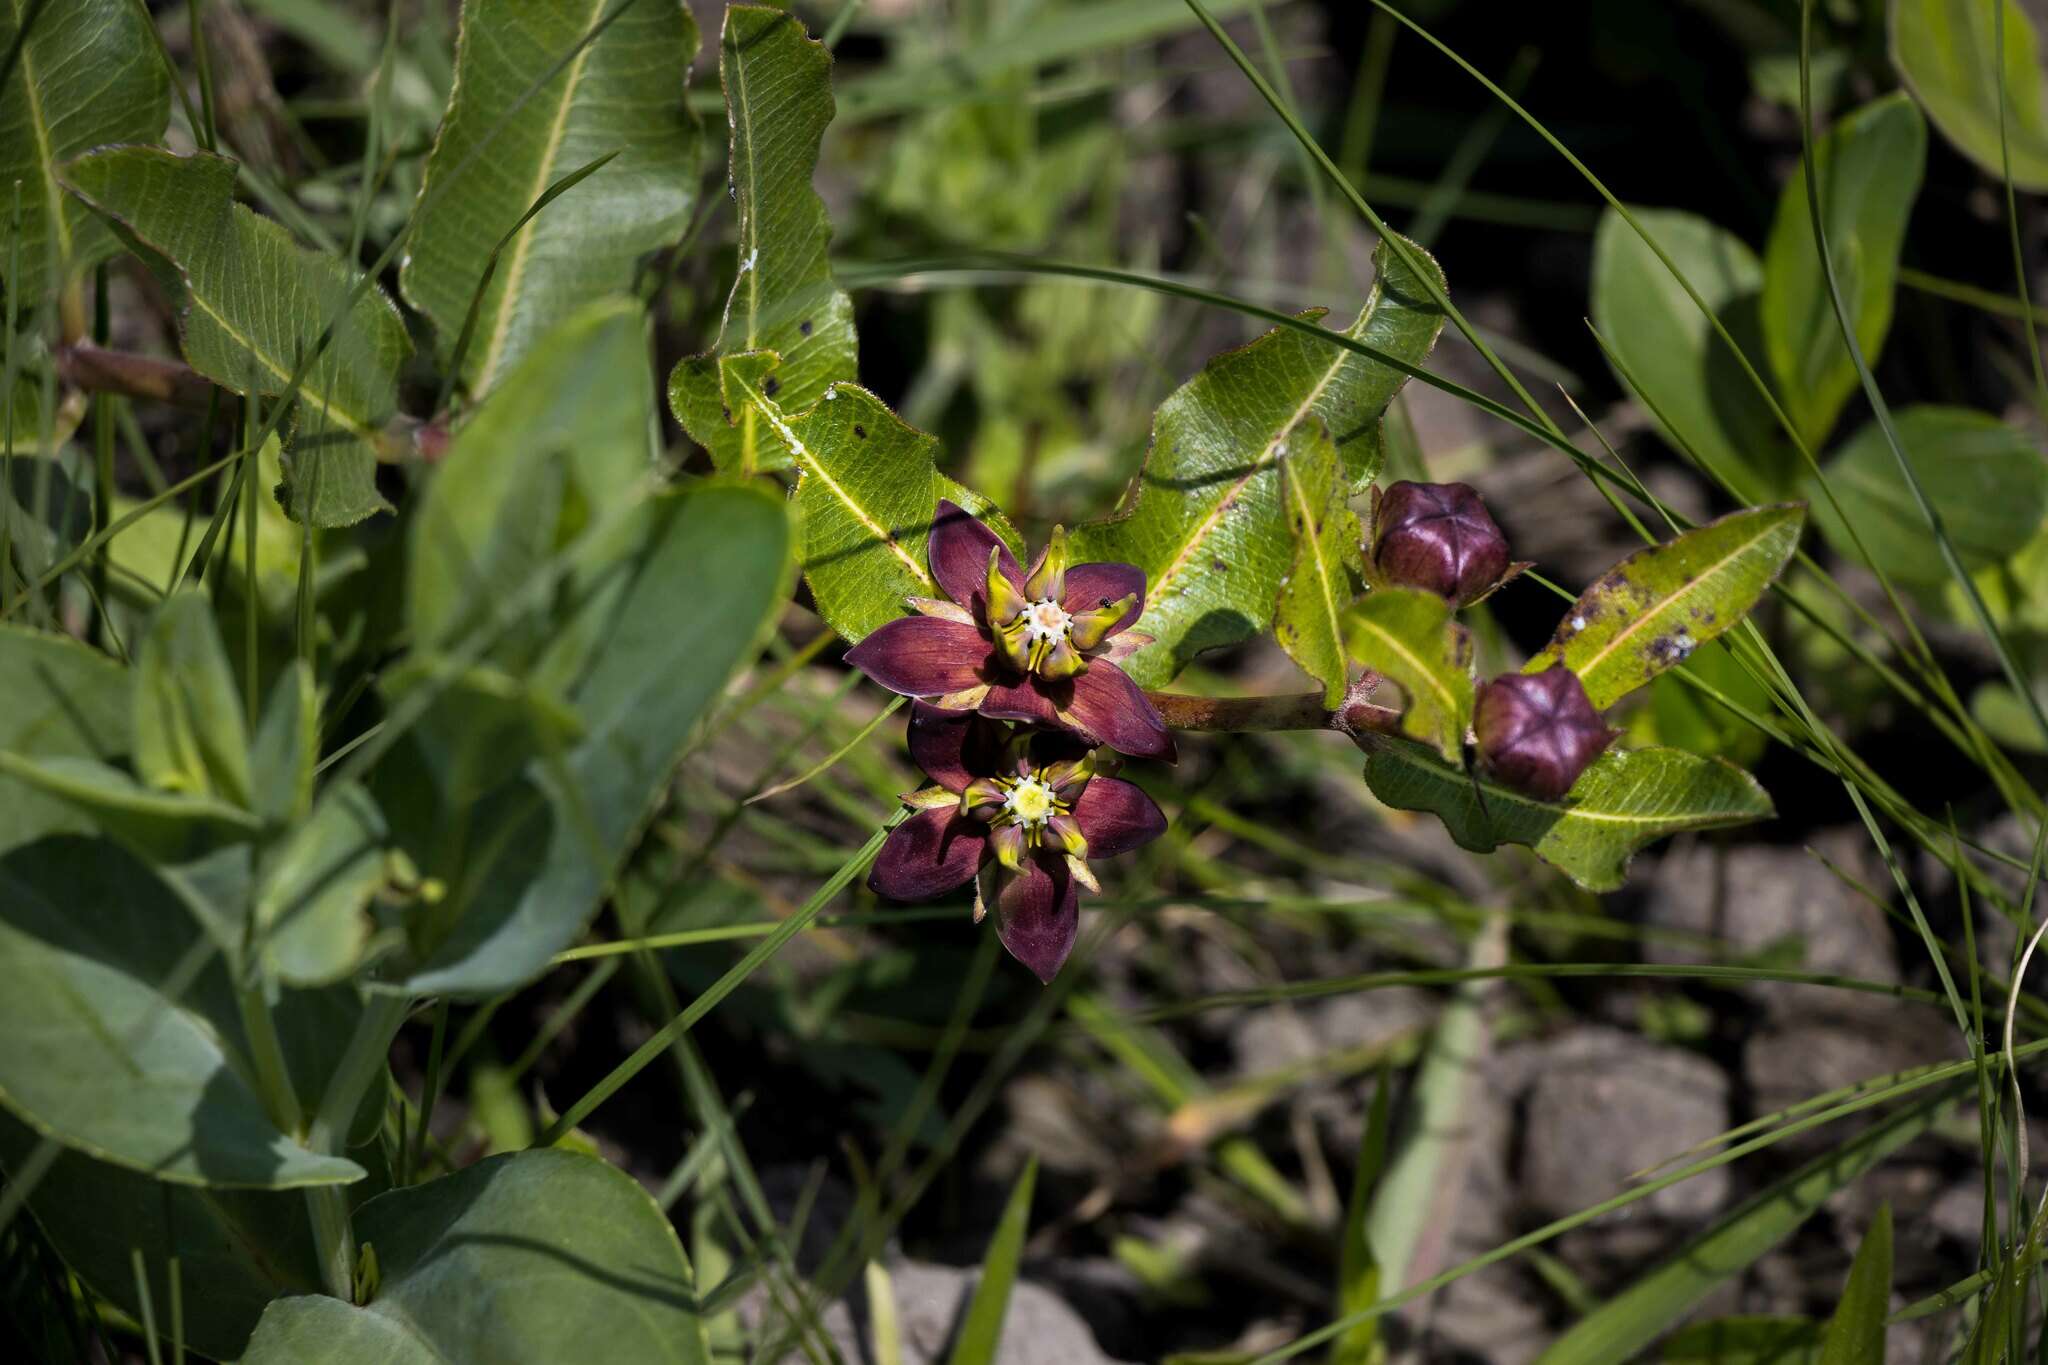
[1144, 673, 1402, 747]
[56, 341, 216, 411]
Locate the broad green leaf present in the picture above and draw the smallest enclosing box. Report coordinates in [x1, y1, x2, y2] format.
[389, 481, 793, 996]
[0, 624, 129, 854]
[1071, 234, 1446, 688]
[0, 1114, 326, 1363]
[1332, 1072, 1391, 1365]
[1536, 1095, 1945, 1365]
[60, 147, 410, 527]
[1817, 1205, 1890, 1365]
[722, 357, 1018, 643]
[254, 783, 387, 987]
[1273, 423, 1364, 706]
[1363, 741, 1773, 892]
[1590, 206, 1788, 499]
[0, 0, 168, 293]
[0, 753, 261, 861]
[1530, 504, 1806, 711]
[408, 299, 650, 653]
[0, 834, 363, 1186]
[1892, 0, 2048, 192]
[242, 1150, 705, 1364]
[1345, 587, 1473, 762]
[134, 590, 252, 808]
[401, 0, 702, 398]
[251, 660, 317, 826]
[1808, 406, 2048, 586]
[947, 1157, 1039, 1365]
[1661, 1317, 1822, 1363]
[1760, 94, 1925, 451]
[670, 4, 856, 474]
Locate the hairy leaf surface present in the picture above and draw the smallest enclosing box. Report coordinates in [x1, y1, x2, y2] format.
[723, 355, 1018, 643]
[402, 0, 703, 398]
[61, 147, 410, 526]
[1071, 235, 1445, 687]
[1345, 587, 1472, 761]
[1532, 505, 1805, 710]
[0, 0, 168, 292]
[670, 4, 857, 473]
[1274, 424, 1364, 705]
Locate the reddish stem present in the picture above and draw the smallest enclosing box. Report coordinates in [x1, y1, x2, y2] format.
[1144, 673, 1401, 746]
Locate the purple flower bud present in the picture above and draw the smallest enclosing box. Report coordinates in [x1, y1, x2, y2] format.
[1473, 664, 1616, 800]
[1372, 481, 1511, 607]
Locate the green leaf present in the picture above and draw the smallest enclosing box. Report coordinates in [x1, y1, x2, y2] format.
[251, 660, 318, 826]
[389, 480, 793, 996]
[1331, 1072, 1391, 1365]
[60, 146, 410, 527]
[721, 357, 1017, 643]
[401, 0, 703, 399]
[1590, 206, 1787, 499]
[1759, 94, 1925, 451]
[134, 590, 252, 808]
[242, 1150, 705, 1364]
[1363, 740, 1773, 892]
[1071, 234, 1446, 688]
[0, 1113, 326, 1362]
[1660, 1317, 1822, 1364]
[407, 299, 650, 653]
[254, 783, 387, 987]
[1627, 638, 1772, 767]
[0, 834, 363, 1187]
[1892, 0, 2048, 192]
[0, 753, 261, 861]
[1536, 1097, 1944, 1365]
[1345, 586, 1473, 762]
[1818, 1205, 1890, 1365]
[1530, 504, 1806, 711]
[1807, 405, 2048, 587]
[670, 4, 857, 474]
[0, 624, 130, 855]
[1273, 423, 1364, 706]
[0, 0, 168, 292]
[947, 1156, 1038, 1365]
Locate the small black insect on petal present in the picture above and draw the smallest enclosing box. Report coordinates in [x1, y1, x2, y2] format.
[799, 319, 813, 336]
[854, 424, 868, 439]
[763, 376, 780, 397]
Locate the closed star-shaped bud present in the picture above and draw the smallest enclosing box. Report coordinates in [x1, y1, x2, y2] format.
[1372, 480, 1511, 607]
[1473, 663, 1617, 801]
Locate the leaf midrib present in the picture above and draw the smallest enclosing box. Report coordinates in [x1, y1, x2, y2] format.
[1566, 514, 1789, 688]
[11, 4, 71, 271]
[1149, 295, 1379, 605]
[1381, 746, 1762, 829]
[472, 0, 606, 393]
[1283, 462, 1344, 677]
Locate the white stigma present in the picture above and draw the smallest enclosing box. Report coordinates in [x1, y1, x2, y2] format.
[1004, 775, 1057, 827]
[1022, 598, 1072, 645]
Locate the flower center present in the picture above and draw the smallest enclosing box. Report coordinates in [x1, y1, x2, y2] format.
[1004, 774, 1058, 827]
[1022, 597, 1071, 645]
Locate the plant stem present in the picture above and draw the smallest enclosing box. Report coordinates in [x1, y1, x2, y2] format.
[304, 991, 410, 1300]
[1144, 679, 1401, 743]
[232, 985, 302, 1137]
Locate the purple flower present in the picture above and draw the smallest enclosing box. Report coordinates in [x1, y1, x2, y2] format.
[869, 704, 1167, 982]
[844, 500, 1175, 761]
[1372, 481, 1511, 607]
[1473, 664, 1617, 800]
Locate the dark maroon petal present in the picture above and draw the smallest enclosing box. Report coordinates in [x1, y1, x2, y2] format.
[1061, 562, 1146, 635]
[995, 855, 1079, 983]
[869, 808, 988, 901]
[980, 678, 1062, 728]
[928, 499, 1024, 616]
[1062, 663, 1176, 762]
[1070, 776, 1166, 858]
[906, 703, 978, 792]
[844, 616, 992, 698]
